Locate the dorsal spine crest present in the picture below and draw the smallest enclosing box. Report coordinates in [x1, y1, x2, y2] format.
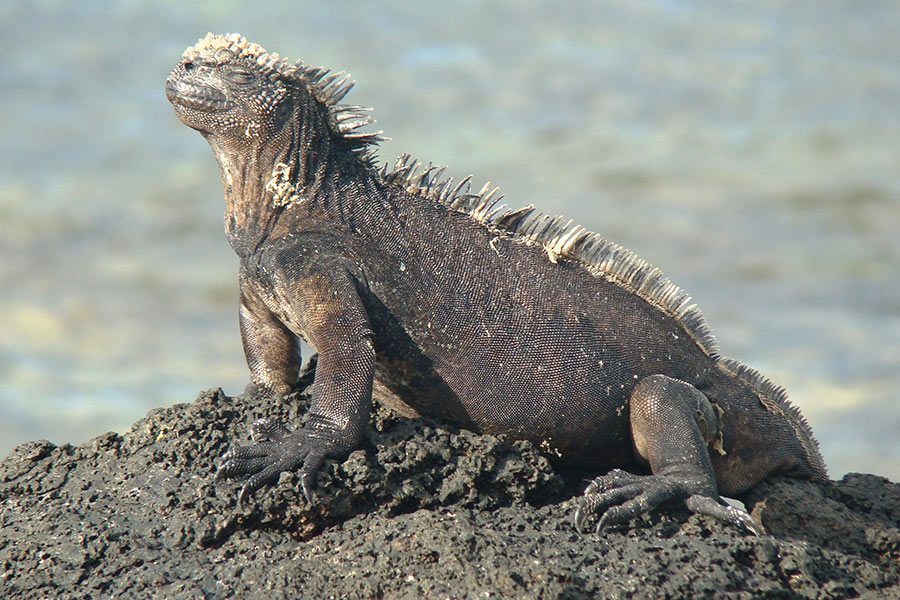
[383, 153, 719, 358]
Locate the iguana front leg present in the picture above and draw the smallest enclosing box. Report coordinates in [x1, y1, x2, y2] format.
[238, 272, 301, 398]
[218, 268, 376, 504]
[575, 375, 759, 534]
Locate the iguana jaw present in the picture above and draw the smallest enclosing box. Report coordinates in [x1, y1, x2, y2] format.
[165, 77, 235, 114]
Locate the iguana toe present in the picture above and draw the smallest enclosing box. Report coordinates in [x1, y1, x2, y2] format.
[250, 417, 291, 442]
[237, 462, 286, 506]
[215, 442, 276, 480]
[216, 419, 331, 505]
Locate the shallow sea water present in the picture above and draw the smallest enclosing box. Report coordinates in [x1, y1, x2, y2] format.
[1, 1, 898, 479]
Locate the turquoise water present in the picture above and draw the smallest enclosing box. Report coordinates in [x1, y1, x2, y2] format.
[1, 1, 898, 480]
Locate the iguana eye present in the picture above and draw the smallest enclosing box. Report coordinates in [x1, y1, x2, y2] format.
[222, 68, 255, 86]
[213, 48, 235, 63]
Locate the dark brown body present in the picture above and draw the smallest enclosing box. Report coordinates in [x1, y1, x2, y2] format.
[244, 179, 820, 496]
[168, 33, 826, 528]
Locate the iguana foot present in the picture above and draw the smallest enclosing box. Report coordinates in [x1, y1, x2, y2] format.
[573, 468, 760, 535]
[216, 417, 330, 505]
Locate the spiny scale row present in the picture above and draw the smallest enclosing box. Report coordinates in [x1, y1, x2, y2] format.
[297, 65, 384, 143]
[384, 154, 506, 222]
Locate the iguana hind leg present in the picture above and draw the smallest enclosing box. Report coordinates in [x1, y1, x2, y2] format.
[575, 374, 759, 535]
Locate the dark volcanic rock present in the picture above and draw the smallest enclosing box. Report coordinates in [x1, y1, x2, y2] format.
[2, 378, 898, 599]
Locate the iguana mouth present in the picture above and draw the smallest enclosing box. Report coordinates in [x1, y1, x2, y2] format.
[165, 78, 235, 112]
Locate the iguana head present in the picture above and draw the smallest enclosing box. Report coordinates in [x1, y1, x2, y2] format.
[165, 33, 293, 145]
[166, 33, 382, 154]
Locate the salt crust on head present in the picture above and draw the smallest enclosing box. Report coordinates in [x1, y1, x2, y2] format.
[184, 33, 384, 145]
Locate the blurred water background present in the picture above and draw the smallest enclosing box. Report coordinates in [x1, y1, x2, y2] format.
[1, 1, 898, 480]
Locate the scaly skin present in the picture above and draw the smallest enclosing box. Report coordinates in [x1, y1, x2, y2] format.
[166, 33, 827, 533]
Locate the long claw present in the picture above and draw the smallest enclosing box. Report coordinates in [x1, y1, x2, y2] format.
[685, 495, 762, 536]
[236, 463, 286, 506]
[300, 473, 315, 503]
[216, 464, 229, 481]
[573, 505, 588, 532]
[594, 492, 664, 533]
[237, 483, 251, 507]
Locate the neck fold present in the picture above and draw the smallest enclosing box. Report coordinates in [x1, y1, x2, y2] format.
[210, 112, 382, 258]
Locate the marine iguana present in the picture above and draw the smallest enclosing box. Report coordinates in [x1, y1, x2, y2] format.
[165, 33, 827, 533]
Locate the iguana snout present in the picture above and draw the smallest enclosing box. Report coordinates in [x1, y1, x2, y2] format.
[165, 75, 234, 113]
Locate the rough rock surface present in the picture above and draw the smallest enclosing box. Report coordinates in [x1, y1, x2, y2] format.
[2, 366, 898, 599]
